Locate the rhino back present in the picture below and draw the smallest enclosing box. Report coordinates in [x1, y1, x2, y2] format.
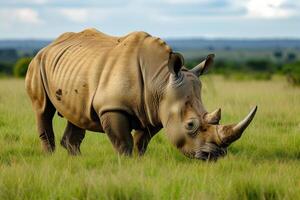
[39, 29, 154, 131]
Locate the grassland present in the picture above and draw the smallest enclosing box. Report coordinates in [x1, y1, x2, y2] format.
[0, 76, 299, 200]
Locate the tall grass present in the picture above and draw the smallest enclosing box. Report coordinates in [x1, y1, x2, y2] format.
[0, 76, 299, 199]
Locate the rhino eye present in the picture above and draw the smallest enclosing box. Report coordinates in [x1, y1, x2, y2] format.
[185, 118, 199, 136]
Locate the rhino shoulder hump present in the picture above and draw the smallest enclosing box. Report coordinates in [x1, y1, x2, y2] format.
[132, 31, 151, 38]
[142, 36, 172, 56]
[52, 32, 76, 44]
[123, 31, 151, 42]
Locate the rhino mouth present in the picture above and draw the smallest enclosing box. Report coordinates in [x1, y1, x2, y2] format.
[194, 143, 227, 161]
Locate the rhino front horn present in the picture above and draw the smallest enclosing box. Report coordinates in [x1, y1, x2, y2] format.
[221, 106, 257, 145]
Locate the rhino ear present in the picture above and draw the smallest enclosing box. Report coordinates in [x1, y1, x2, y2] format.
[168, 52, 184, 77]
[191, 54, 215, 76]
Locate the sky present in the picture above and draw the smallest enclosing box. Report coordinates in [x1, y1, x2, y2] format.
[0, 0, 299, 39]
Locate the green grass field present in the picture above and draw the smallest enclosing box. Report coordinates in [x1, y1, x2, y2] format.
[0, 76, 299, 199]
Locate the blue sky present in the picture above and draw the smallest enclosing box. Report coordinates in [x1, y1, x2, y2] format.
[0, 0, 299, 39]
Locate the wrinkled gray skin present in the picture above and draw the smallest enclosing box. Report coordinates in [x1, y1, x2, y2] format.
[25, 29, 257, 161]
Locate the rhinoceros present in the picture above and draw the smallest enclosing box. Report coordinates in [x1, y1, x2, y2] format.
[25, 28, 257, 161]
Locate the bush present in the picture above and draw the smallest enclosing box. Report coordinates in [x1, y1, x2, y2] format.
[213, 59, 240, 73]
[282, 61, 300, 86]
[245, 59, 276, 72]
[13, 57, 32, 77]
[0, 62, 14, 76]
[223, 72, 272, 81]
[286, 52, 297, 63]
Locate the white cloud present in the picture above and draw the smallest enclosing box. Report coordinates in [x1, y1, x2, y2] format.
[10, 8, 43, 24]
[245, 0, 294, 18]
[16, 8, 42, 24]
[60, 8, 88, 23]
[0, 8, 42, 33]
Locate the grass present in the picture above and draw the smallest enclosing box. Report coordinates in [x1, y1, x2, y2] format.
[0, 76, 300, 199]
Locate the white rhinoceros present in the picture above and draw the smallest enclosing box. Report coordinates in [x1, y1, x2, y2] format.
[25, 28, 257, 160]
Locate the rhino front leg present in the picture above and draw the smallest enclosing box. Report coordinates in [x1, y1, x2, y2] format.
[133, 126, 160, 156]
[60, 121, 86, 155]
[100, 112, 133, 156]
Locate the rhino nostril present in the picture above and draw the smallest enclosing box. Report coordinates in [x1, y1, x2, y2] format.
[195, 151, 210, 160]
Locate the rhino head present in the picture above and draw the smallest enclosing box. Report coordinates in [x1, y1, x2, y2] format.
[159, 53, 257, 161]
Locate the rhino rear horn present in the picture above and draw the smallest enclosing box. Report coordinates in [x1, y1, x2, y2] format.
[191, 54, 215, 76]
[204, 108, 221, 124]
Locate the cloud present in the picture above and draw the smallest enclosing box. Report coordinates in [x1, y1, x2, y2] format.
[59, 8, 88, 23]
[15, 8, 42, 24]
[5, 8, 43, 24]
[245, 0, 295, 19]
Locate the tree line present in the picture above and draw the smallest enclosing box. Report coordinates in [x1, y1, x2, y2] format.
[0, 48, 299, 85]
[185, 50, 300, 85]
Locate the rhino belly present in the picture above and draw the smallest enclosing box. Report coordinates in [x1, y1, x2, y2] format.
[48, 80, 102, 131]
[41, 53, 103, 132]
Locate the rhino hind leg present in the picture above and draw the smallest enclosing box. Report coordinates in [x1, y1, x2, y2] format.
[100, 112, 133, 156]
[61, 121, 85, 155]
[26, 55, 56, 153]
[35, 97, 56, 153]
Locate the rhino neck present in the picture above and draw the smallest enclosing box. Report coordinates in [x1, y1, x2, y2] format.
[140, 60, 169, 127]
[138, 36, 172, 128]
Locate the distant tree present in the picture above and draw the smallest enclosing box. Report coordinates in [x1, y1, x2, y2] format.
[283, 61, 300, 86]
[13, 57, 32, 77]
[213, 59, 239, 73]
[245, 59, 275, 72]
[0, 48, 18, 62]
[286, 52, 297, 63]
[0, 62, 14, 75]
[207, 46, 215, 51]
[224, 46, 231, 51]
[273, 50, 283, 60]
[23, 52, 31, 57]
